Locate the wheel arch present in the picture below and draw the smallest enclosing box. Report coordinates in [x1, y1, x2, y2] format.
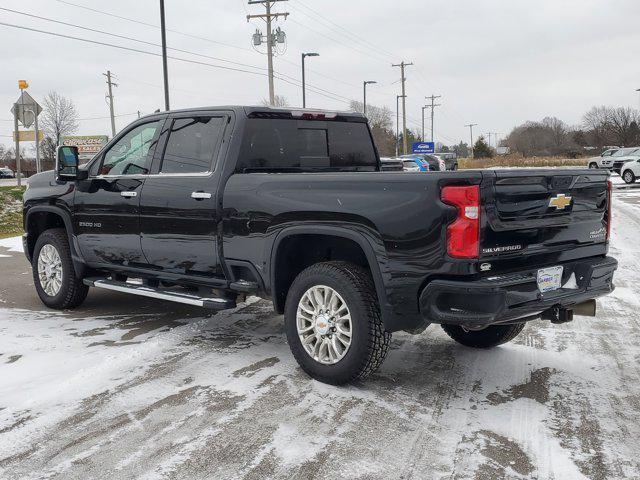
[268, 226, 390, 321]
[25, 206, 86, 275]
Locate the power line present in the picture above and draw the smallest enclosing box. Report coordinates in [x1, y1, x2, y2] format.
[293, 0, 397, 59]
[288, 17, 390, 65]
[15, 3, 373, 105]
[287, 1, 393, 63]
[54, 0, 252, 53]
[0, 21, 353, 106]
[0, 8, 356, 106]
[0, 7, 270, 74]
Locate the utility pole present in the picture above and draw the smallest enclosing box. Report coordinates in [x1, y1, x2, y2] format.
[425, 94, 441, 143]
[396, 94, 406, 157]
[103, 71, 117, 138]
[248, 0, 289, 106]
[159, 0, 170, 110]
[14, 101, 20, 187]
[485, 132, 492, 147]
[363, 80, 377, 117]
[465, 123, 477, 158]
[493, 133, 501, 147]
[301, 52, 319, 108]
[392, 61, 413, 154]
[421, 105, 428, 140]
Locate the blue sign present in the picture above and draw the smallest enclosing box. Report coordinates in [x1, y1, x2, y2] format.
[412, 141, 435, 154]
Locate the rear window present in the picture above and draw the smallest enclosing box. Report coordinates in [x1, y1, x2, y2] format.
[236, 119, 377, 172]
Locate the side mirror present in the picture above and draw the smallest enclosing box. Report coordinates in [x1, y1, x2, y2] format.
[56, 145, 79, 180]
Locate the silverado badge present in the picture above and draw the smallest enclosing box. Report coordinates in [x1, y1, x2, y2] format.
[548, 194, 572, 210]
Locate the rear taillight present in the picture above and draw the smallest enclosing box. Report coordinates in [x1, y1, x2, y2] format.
[441, 185, 480, 258]
[606, 180, 612, 241]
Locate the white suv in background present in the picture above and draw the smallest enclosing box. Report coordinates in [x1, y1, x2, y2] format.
[611, 147, 640, 174]
[620, 159, 640, 184]
[587, 148, 619, 169]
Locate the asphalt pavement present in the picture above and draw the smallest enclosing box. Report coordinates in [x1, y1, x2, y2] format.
[0, 189, 639, 480]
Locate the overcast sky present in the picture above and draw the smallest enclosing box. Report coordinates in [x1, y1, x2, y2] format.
[2, 0, 640, 150]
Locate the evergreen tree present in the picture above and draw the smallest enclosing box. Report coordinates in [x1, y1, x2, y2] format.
[473, 136, 494, 158]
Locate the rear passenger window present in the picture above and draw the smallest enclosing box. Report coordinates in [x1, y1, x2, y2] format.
[161, 117, 224, 174]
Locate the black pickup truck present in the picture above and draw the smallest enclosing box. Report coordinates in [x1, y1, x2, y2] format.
[23, 106, 617, 384]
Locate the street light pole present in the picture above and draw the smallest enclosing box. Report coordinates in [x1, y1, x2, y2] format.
[363, 80, 377, 116]
[159, 0, 170, 111]
[421, 105, 428, 141]
[301, 52, 319, 108]
[636, 88, 640, 109]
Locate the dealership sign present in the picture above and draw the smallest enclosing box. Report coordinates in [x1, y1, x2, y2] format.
[61, 135, 108, 159]
[412, 141, 435, 154]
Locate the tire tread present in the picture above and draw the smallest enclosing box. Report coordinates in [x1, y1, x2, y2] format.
[33, 228, 88, 309]
[285, 261, 391, 384]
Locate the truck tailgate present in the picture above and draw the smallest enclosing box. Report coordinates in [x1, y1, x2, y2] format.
[481, 170, 610, 259]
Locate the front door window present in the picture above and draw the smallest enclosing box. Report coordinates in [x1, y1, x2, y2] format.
[100, 120, 162, 176]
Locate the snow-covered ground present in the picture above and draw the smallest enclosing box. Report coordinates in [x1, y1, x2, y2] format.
[0, 193, 639, 479]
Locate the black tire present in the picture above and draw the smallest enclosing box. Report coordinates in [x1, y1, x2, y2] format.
[452, 163, 458, 171]
[588, 162, 598, 169]
[284, 261, 391, 385]
[622, 169, 636, 184]
[32, 228, 88, 309]
[441, 323, 525, 349]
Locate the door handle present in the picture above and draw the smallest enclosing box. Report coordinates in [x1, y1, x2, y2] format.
[191, 191, 212, 200]
[120, 191, 137, 198]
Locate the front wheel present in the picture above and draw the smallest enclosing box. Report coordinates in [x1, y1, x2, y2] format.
[32, 229, 88, 309]
[623, 169, 636, 184]
[284, 261, 391, 385]
[441, 323, 525, 348]
[588, 162, 598, 169]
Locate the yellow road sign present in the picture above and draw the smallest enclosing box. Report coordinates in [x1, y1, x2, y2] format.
[13, 130, 44, 142]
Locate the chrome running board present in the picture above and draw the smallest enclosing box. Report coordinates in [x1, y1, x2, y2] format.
[83, 278, 236, 310]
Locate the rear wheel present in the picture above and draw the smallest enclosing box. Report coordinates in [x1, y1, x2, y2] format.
[441, 323, 525, 348]
[623, 169, 636, 184]
[32, 229, 88, 309]
[588, 162, 598, 169]
[284, 261, 391, 385]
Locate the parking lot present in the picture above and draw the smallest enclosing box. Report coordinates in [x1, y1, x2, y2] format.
[0, 187, 638, 480]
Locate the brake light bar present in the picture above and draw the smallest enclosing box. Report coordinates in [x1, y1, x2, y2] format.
[291, 110, 337, 120]
[606, 179, 612, 241]
[441, 185, 481, 258]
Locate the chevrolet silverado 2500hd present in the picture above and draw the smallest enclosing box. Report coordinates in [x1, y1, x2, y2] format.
[23, 106, 617, 384]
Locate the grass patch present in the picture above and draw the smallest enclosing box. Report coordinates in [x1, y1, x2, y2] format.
[459, 156, 587, 169]
[0, 186, 25, 239]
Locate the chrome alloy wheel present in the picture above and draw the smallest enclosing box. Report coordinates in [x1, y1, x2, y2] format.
[37, 244, 63, 297]
[296, 285, 352, 365]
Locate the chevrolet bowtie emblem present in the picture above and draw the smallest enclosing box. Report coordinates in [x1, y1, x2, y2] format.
[549, 194, 572, 210]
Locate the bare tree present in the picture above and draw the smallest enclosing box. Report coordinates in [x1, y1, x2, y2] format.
[349, 100, 396, 156]
[261, 95, 289, 107]
[39, 91, 79, 147]
[607, 107, 639, 146]
[349, 101, 393, 130]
